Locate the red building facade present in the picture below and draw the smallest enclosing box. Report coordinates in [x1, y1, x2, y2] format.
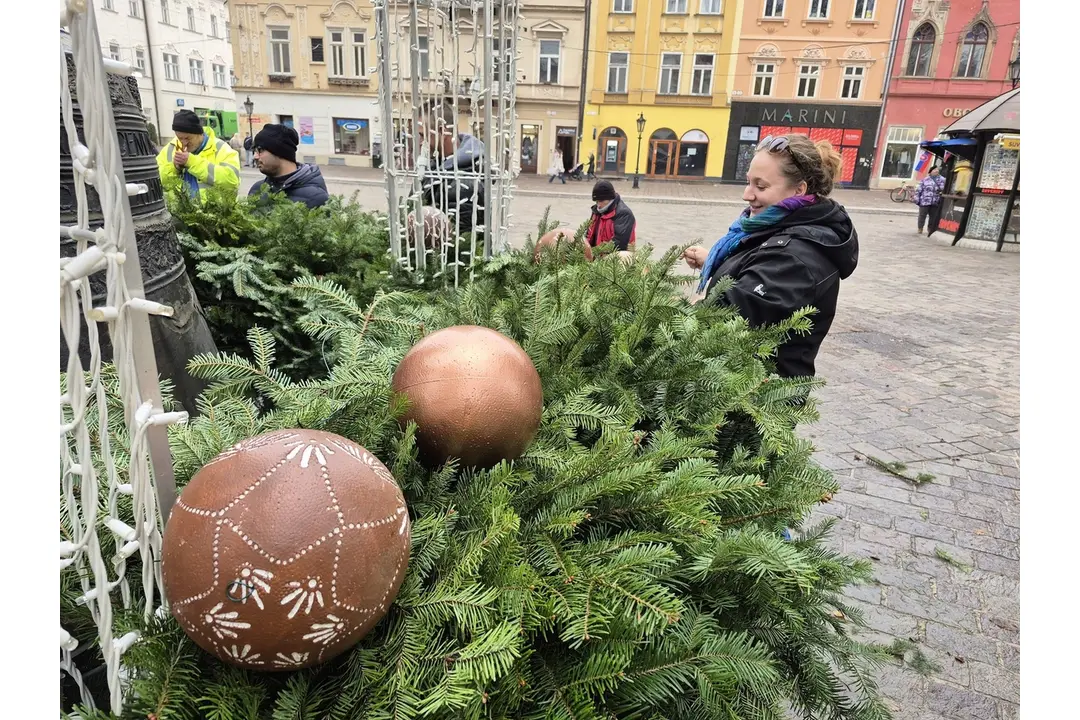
[873, 0, 1019, 188]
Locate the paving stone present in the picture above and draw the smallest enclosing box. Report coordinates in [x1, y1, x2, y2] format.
[954, 533, 1020, 560]
[884, 589, 979, 633]
[846, 598, 922, 637]
[967, 660, 1020, 704]
[924, 680, 1003, 720]
[894, 517, 958, 544]
[999, 642, 1019, 673]
[923, 621, 1001, 666]
[973, 551, 1020, 577]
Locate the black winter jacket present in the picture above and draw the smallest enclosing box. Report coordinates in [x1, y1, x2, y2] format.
[422, 134, 486, 236]
[703, 198, 859, 378]
[248, 164, 330, 209]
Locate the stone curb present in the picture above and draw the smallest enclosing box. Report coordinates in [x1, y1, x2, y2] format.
[240, 171, 919, 217]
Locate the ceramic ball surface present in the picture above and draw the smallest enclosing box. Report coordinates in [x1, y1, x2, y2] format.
[162, 429, 410, 671]
[406, 206, 453, 248]
[534, 228, 593, 263]
[391, 326, 543, 469]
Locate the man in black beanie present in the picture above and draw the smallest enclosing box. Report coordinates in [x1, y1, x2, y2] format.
[156, 109, 240, 199]
[248, 124, 329, 210]
[584, 180, 636, 252]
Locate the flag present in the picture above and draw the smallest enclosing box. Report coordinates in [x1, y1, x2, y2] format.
[915, 151, 931, 174]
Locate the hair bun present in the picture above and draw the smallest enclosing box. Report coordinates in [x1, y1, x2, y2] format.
[814, 140, 843, 186]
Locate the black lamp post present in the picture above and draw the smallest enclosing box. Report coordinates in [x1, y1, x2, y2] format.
[632, 112, 646, 190]
[1008, 53, 1020, 89]
[243, 95, 254, 141]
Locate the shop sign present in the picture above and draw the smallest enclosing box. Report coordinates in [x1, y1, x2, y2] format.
[761, 107, 849, 125]
[943, 108, 972, 118]
[336, 119, 368, 131]
[998, 135, 1020, 150]
[557, 127, 577, 136]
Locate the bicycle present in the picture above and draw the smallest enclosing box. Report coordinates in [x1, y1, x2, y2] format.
[890, 182, 917, 203]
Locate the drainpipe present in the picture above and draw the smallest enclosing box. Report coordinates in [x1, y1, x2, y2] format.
[576, 0, 592, 166]
[139, 0, 163, 133]
[872, 0, 907, 179]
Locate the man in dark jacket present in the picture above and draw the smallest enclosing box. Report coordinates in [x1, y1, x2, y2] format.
[701, 198, 859, 378]
[248, 124, 329, 209]
[585, 180, 636, 251]
[417, 100, 486, 237]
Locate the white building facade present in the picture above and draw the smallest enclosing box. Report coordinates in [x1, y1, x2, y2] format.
[96, 0, 238, 140]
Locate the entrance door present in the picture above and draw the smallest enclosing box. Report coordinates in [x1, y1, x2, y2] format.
[520, 124, 539, 174]
[556, 132, 575, 172]
[600, 136, 625, 174]
[649, 140, 677, 178]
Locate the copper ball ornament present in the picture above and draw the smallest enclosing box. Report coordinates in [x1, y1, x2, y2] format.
[162, 429, 411, 671]
[391, 326, 543, 469]
[406, 206, 453, 248]
[533, 228, 593, 263]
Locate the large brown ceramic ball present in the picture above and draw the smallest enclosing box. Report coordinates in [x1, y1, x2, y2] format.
[391, 326, 543, 469]
[406, 206, 453, 248]
[162, 429, 410, 671]
[534, 228, 594, 263]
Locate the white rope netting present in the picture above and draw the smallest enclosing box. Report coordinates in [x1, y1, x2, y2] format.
[60, 1, 187, 714]
[375, 0, 520, 284]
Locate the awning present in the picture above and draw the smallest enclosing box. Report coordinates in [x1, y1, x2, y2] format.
[921, 137, 978, 160]
[942, 88, 1020, 134]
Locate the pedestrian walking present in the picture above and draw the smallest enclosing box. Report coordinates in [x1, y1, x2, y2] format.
[548, 150, 566, 184]
[586, 153, 596, 180]
[915, 166, 947, 236]
[681, 134, 859, 379]
[243, 135, 254, 167]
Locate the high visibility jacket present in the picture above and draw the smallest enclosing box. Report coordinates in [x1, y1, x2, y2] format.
[156, 127, 241, 199]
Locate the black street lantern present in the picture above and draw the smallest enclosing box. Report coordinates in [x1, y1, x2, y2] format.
[632, 112, 646, 190]
[1008, 53, 1020, 89]
[243, 95, 255, 142]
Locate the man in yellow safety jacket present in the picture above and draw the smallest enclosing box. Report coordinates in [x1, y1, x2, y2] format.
[156, 109, 240, 199]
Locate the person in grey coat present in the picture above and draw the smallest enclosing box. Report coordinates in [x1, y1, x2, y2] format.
[248, 124, 329, 209]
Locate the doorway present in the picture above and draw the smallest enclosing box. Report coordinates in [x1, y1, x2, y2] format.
[648, 140, 677, 177]
[598, 127, 627, 174]
[520, 124, 539, 174]
[555, 128, 575, 172]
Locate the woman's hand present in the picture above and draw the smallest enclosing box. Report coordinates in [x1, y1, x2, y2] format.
[682, 245, 707, 270]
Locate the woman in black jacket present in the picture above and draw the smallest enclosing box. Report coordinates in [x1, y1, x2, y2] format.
[682, 134, 859, 378]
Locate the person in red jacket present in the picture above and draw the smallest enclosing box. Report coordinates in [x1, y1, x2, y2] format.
[585, 180, 636, 251]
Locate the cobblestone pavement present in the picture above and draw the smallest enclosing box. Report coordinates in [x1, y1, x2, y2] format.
[242, 177, 1020, 719]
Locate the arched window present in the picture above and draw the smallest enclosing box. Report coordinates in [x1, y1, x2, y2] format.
[957, 23, 989, 78]
[678, 130, 709, 177]
[649, 128, 678, 141]
[906, 24, 935, 77]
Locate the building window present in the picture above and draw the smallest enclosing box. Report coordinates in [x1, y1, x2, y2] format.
[163, 52, 180, 80]
[104, 0, 114, 10]
[210, 15, 218, 38]
[493, 37, 511, 83]
[128, 0, 140, 18]
[189, 58, 204, 85]
[160, 0, 169, 25]
[763, 0, 784, 18]
[666, 0, 687, 13]
[329, 29, 346, 76]
[841, 65, 864, 99]
[691, 53, 714, 95]
[853, 0, 875, 20]
[906, 24, 935, 76]
[310, 37, 325, 63]
[613, 0, 633, 11]
[957, 23, 989, 78]
[186, 7, 196, 32]
[539, 39, 560, 84]
[658, 53, 681, 95]
[881, 126, 922, 179]
[417, 36, 430, 78]
[213, 63, 227, 87]
[108, 43, 121, 61]
[752, 62, 775, 96]
[135, 48, 146, 71]
[808, 0, 828, 19]
[270, 28, 291, 74]
[226, 22, 231, 41]
[607, 52, 629, 93]
[796, 64, 819, 97]
[700, 0, 721, 14]
[334, 118, 370, 156]
[353, 31, 368, 76]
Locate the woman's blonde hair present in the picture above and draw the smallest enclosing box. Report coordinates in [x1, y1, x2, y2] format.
[763, 134, 843, 197]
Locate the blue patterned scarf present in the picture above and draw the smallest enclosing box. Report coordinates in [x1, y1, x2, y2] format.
[180, 135, 209, 198]
[697, 194, 817, 293]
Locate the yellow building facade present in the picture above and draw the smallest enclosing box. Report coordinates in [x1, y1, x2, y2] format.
[582, 0, 739, 181]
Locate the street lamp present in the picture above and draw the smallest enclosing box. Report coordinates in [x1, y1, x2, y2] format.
[1008, 53, 1020, 89]
[632, 112, 646, 190]
[243, 95, 254, 140]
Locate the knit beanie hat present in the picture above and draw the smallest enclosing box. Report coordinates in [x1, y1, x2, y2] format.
[253, 124, 299, 164]
[592, 180, 616, 203]
[171, 109, 203, 135]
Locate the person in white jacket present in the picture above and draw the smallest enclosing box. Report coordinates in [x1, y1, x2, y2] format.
[548, 149, 565, 184]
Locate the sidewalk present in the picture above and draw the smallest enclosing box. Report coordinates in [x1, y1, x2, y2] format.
[242, 164, 917, 215]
